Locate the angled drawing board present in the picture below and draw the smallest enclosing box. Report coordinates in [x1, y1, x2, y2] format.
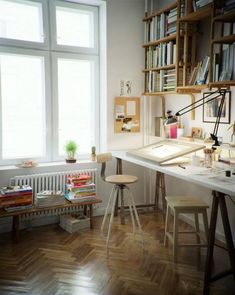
[126, 139, 205, 165]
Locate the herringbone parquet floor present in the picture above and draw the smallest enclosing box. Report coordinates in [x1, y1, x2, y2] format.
[0, 211, 234, 295]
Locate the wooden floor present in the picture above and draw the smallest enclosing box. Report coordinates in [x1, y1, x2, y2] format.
[0, 210, 234, 295]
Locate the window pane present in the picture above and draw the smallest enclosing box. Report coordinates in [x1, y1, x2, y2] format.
[56, 6, 94, 48]
[0, 53, 46, 159]
[0, 0, 44, 43]
[57, 58, 94, 155]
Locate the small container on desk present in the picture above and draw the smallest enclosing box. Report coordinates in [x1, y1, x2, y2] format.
[203, 148, 214, 168]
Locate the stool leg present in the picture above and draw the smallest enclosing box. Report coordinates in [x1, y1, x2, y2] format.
[195, 211, 201, 243]
[202, 209, 209, 244]
[129, 191, 144, 248]
[126, 187, 136, 235]
[164, 204, 170, 247]
[173, 210, 178, 263]
[101, 185, 116, 237]
[120, 186, 125, 225]
[106, 187, 118, 257]
[194, 211, 201, 259]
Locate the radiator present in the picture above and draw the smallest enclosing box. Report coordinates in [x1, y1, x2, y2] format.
[10, 168, 97, 202]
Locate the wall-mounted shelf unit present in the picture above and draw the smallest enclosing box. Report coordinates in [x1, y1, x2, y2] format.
[143, 1, 235, 96]
[143, 1, 178, 94]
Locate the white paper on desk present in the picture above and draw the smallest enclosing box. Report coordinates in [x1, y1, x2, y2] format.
[126, 101, 136, 116]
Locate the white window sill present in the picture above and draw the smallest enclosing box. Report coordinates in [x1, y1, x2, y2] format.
[0, 159, 98, 172]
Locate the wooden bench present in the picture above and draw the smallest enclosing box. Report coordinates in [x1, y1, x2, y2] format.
[0, 198, 102, 242]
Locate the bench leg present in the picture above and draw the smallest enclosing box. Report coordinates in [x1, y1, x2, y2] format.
[89, 204, 93, 229]
[12, 216, 20, 242]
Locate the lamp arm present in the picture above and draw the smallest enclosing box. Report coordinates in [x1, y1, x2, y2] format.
[212, 91, 226, 137]
[175, 89, 222, 116]
[175, 89, 227, 148]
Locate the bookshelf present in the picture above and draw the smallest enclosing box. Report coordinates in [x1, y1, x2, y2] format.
[209, 1, 235, 86]
[143, 0, 235, 96]
[143, 1, 178, 94]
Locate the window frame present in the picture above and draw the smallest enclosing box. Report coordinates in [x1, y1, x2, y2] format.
[51, 51, 99, 161]
[49, 0, 99, 55]
[0, 0, 100, 165]
[0, 45, 52, 165]
[0, 0, 49, 50]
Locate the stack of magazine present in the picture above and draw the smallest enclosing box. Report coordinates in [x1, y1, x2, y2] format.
[36, 190, 65, 207]
[60, 213, 90, 233]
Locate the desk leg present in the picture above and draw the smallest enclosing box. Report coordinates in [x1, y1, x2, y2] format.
[154, 172, 160, 210]
[115, 158, 123, 217]
[12, 216, 20, 242]
[203, 191, 218, 295]
[219, 195, 235, 279]
[160, 173, 166, 216]
[203, 191, 235, 295]
[155, 172, 166, 216]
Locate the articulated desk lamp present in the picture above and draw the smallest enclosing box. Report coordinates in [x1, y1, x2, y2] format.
[175, 89, 227, 149]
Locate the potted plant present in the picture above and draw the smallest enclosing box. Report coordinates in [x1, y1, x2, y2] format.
[91, 146, 96, 161]
[65, 140, 77, 163]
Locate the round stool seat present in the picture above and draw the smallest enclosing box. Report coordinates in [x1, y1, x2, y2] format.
[105, 174, 138, 185]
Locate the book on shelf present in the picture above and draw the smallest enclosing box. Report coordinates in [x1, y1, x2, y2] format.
[0, 185, 32, 196]
[223, 0, 235, 12]
[218, 44, 234, 81]
[193, 0, 213, 11]
[193, 56, 210, 85]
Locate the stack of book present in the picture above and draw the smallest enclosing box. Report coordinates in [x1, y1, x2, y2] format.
[65, 174, 96, 203]
[36, 190, 65, 207]
[0, 185, 33, 211]
[163, 69, 176, 91]
[167, 7, 177, 35]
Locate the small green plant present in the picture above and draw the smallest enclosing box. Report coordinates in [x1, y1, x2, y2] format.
[65, 140, 77, 160]
[91, 146, 96, 155]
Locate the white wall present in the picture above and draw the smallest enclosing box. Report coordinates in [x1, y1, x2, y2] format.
[106, 0, 145, 151]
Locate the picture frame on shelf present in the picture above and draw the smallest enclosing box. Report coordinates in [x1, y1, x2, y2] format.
[203, 91, 231, 124]
[191, 127, 203, 139]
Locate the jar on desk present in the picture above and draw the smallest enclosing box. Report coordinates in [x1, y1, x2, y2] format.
[203, 148, 214, 167]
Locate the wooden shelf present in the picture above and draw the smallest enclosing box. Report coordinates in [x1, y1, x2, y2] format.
[179, 4, 212, 22]
[212, 34, 235, 44]
[209, 81, 235, 88]
[143, 91, 176, 96]
[143, 64, 175, 72]
[143, 34, 177, 47]
[177, 84, 208, 94]
[213, 10, 235, 22]
[143, 1, 177, 21]
[142, 1, 235, 98]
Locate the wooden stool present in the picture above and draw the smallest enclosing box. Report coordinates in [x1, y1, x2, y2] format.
[164, 196, 209, 262]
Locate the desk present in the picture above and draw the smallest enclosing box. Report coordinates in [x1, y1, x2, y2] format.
[113, 151, 235, 295]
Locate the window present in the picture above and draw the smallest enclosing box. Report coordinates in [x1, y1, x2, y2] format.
[50, 0, 98, 53]
[0, 0, 99, 165]
[0, 0, 48, 48]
